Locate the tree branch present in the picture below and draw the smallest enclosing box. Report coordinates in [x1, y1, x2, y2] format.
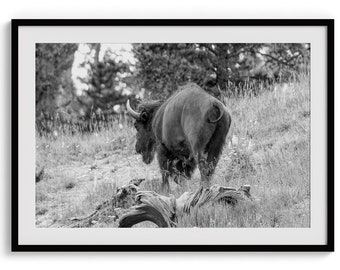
[198, 44, 218, 56]
[256, 51, 295, 67]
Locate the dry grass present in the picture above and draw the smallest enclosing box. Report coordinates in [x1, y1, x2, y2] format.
[36, 76, 310, 228]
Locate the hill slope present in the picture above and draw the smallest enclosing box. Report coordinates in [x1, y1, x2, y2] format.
[36, 78, 310, 228]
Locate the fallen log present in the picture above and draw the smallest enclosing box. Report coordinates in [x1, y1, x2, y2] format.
[119, 185, 252, 228]
[65, 178, 252, 228]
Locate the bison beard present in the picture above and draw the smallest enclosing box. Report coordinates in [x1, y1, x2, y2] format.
[127, 83, 232, 192]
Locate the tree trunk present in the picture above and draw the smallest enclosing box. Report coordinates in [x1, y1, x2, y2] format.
[93, 43, 101, 66]
[215, 45, 229, 92]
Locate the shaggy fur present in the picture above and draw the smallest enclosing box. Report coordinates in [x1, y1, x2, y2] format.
[130, 83, 232, 191]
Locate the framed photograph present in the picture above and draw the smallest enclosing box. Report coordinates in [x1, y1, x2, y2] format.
[12, 19, 334, 252]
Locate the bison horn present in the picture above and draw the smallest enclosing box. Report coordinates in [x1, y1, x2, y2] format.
[126, 100, 141, 119]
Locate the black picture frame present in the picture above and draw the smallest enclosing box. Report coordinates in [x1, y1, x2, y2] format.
[11, 19, 334, 252]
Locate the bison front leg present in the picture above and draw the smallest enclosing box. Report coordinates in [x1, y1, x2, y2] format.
[197, 152, 214, 188]
[157, 145, 171, 193]
[161, 170, 170, 193]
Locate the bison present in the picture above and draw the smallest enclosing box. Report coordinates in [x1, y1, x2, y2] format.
[126, 83, 232, 191]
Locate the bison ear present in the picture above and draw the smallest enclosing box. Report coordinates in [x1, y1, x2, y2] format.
[140, 111, 149, 122]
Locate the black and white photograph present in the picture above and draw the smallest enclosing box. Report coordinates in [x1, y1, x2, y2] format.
[35, 42, 311, 229]
[12, 20, 333, 251]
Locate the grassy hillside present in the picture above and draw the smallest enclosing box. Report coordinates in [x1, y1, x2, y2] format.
[36, 77, 310, 228]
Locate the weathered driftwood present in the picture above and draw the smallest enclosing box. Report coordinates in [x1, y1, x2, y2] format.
[119, 184, 252, 228]
[65, 178, 252, 228]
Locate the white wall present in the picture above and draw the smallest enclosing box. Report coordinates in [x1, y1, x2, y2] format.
[1, 0, 339, 269]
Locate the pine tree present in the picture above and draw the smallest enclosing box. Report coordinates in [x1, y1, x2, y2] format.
[80, 44, 131, 118]
[35, 43, 78, 115]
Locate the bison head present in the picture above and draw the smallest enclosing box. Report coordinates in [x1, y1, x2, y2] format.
[126, 100, 158, 164]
